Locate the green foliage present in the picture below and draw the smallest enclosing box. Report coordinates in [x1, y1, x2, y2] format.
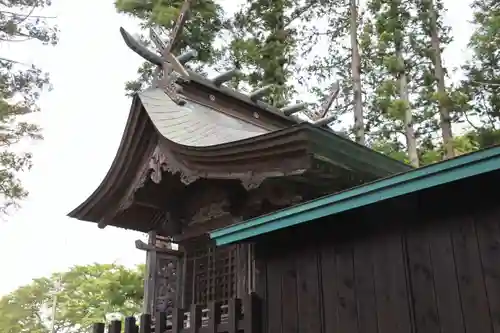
[116, 0, 500, 166]
[0, 264, 144, 333]
[0, 0, 57, 213]
[221, 0, 300, 106]
[460, 0, 500, 127]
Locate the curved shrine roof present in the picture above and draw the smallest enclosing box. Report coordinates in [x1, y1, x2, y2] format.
[67, 77, 411, 233]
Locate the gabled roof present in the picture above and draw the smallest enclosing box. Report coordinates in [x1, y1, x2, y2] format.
[67, 87, 410, 231]
[210, 145, 500, 246]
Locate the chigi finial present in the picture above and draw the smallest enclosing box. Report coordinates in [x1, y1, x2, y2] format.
[119, 0, 342, 130]
[120, 0, 195, 105]
[318, 81, 340, 118]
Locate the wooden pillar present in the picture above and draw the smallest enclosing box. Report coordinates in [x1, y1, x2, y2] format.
[136, 232, 183, 316]
[142, 231, 157, 314]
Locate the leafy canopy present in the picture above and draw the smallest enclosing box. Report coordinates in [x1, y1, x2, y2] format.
[0, 263, 144, 333]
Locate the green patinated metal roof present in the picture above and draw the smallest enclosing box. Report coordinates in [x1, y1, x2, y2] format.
[210, 145, 500, 246]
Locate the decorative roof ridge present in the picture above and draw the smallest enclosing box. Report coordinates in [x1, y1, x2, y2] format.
[119, 0, 341, 130]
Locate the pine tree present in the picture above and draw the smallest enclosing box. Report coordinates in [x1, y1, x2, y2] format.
[417, 0, 455, 159]
[461, 0, 500, 132]
[350, 0, 364, 144]
[297, 0, 372, 136]
[225, 0, 300, 106]
[366, 0, 420, 166]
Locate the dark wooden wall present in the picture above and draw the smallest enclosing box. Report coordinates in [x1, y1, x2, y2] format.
[251, 170, 500, 333]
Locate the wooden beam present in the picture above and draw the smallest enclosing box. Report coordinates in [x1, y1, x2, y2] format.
[135, 239, 184, 255]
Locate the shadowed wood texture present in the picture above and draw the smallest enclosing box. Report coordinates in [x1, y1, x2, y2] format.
[253, 170, 500, 333]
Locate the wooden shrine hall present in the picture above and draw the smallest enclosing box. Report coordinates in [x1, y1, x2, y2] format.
[68, 25, 409, 322]
[67, 2, 500, 332]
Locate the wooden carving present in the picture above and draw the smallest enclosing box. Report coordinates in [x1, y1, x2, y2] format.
[150, 145, 200, 185]
[154, 254, 178, 314]
[137, 232, 182, 317]
[241, 175, 266, 190]
[190, 199, 230, 225]
[245, 181, 303, 216]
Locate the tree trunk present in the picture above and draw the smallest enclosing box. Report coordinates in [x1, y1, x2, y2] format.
[397, 51, 419, 167]
[428, 0, 454, 159]
[350, 0, 364, 145]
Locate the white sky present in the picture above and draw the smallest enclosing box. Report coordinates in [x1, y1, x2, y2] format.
[0, 0, 473, 296]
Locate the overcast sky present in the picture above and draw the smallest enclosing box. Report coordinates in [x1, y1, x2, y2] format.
[0, 0, 473, 296]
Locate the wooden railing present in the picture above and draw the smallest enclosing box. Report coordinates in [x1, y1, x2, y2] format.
[92, 293, 261, 333]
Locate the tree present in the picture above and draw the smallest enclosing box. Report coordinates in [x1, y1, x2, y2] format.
[365, 0, 420, 166]
[0, 0, 57, 214]
[221, 0, 300, 107]
[349, 0, 364, 144]
[419, 0, 454, 159]
[297, 0, 370, 132]
[0, 264, 144, 333]
[461, 0, 500, 131]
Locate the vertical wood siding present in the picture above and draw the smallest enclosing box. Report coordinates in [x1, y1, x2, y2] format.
[254, 179, 500, 333]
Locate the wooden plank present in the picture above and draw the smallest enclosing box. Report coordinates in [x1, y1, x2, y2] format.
[266, 255, 283, 333]
[236, 244, 249, 298]
[428, 221, 465, 333]
[451, 216, 492, 333]
[177, 253, 187, 309]
[373, 228, 412, 333]
[253, 245, 267, 333]
[139, 314, 152, 333]
[353, 237, 378, 333]
[320, 244, 339, 333]
[388, 228, 412, 333]
[296, 245, 322, 333]
[373, 231, 395, 333]
[281, 254, 298, 333]
[406, 225, 440, 333]
[227, 298, 240, 333]
[208, 301, 220, 333]
[335, 243, 358, 333]
[109, 320, 122, 333]
[474, 210, 500, 332]
[190, 304, 202, 333]
[244, 293, 261, 333]
[125, 317, 137, 333]
[92, 323, 105, 333]
[155, 312, 167, 333]
[172, 308, 184, 333]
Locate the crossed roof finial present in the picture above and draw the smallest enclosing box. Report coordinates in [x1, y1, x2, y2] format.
[150, 0, 192, 78]
[119, 0, 342, 127]
[120, 0, 195, 105]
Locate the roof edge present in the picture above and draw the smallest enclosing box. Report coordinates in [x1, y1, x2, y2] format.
[210, 145, 500, 246]
[66, 94, 148, 221]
